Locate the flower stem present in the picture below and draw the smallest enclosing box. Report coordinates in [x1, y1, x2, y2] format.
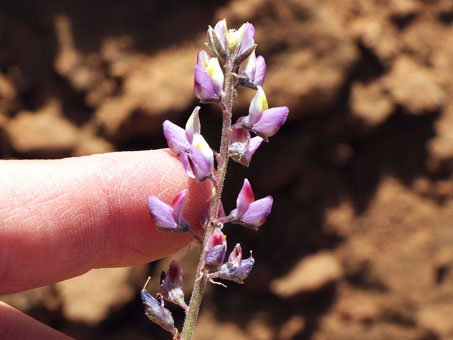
[180, 58, 235, 340]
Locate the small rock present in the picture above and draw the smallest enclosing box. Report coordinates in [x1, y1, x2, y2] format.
[270, 252, 343, 298]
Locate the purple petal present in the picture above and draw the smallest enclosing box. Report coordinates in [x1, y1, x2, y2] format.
[237, 23, 255, 56]
[179, 151, 195, 179]
[165, 261, 184, 288]
[252, 106, 289, 139]
[163, 120, 190, 154]
[148, 196, 177, 232]
[235, 178, 255, 219]
[171, 190, 186, 227]
[254, 55, 266, 86]
[240, 195, 273, 228]
[160, 261, 187, 310]
[141, 290, 175, 334]
[194, 65, 216, 101]
[188, 144, 212, 182]
[204, 228, 227, 271]
[242, 136, 264, 166]
[239, 253, 255, 280]
[228, 243, 243, 266]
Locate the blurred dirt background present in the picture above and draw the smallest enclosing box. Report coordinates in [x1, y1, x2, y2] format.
[1, 0, 453, 339]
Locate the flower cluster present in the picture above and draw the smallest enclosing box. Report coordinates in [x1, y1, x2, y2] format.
[142, 19, 288, 339]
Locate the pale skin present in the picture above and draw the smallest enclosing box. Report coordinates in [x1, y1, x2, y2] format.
[0, 149, 211, 339]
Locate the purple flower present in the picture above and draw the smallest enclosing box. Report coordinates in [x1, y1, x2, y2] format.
[204, 228, 227, 272]
[229, 178, 273, 230]
[163, 106, 214, 181]
[141, 285, 176, 336]
[238, 50, 266, 88]
[160, 260, 187, 310]
[148, 190, 189, 233]
[194, 50, 224, 102]
[241, 86, 289, 141]
[229, 125, 264, 167]
[208, 244, 255, 284]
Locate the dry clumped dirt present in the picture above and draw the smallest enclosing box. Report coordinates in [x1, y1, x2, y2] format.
[1, 0, 453, 339]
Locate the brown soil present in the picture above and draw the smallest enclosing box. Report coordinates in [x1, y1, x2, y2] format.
[1, 0, 453, 339]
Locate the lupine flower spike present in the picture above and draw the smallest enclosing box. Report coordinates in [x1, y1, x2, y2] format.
[143, 18, 288, 339]
[229, 178, 273, 230]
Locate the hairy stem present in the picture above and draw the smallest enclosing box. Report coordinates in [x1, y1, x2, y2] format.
[180, 58, 235, 340]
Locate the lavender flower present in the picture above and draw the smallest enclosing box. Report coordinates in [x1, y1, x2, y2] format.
[141, 280, 177, 336]
[238, 50, 266, 88]
[163, 106, 214, 181]
[229, 125, 264, 167]
[240, 86, 289, 141]
[204, 227, 227, 272]
[148, 190, 189, 233]
[229, 178, 273, 230]
[160, 261, 187, 310]
[194, 50, 224, 102]
[208, 244, 255, 284]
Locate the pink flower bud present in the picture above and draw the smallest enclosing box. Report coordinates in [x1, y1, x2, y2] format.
[229, 179, 273, 230]
[148, 190, 189, 233]
[160, 261, 187, 310]
[204, 228, 227, 272]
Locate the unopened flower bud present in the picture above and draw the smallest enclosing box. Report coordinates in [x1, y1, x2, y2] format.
[160, 261, 187, 310]
[229, 125, 264, 167]
[209, 19, 256, 64]
[229, 178, 273, 230]
[194, 50, 224, 103]
[148, 190, 189, 233]
[209, 244, 255, 284]
[141, 281, 176, 336]
[204, 228, 227, 272]
[207, 20, 227, 61]
[242, 86, 289, 141]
